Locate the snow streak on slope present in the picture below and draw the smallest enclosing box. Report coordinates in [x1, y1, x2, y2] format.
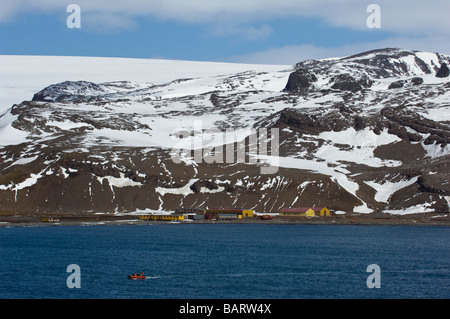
[0, 111, 29, 146]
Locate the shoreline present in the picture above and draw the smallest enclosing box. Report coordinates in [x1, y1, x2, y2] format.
[1, 212, 450, 228]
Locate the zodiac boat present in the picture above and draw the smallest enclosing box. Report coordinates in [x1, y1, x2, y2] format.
[128, 272, 146, 280]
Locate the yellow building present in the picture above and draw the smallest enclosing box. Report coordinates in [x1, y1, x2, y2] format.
[304, 209, 316, 217]
[279, 207, 331, 217]
[40, 217, 60, 223]
[242, 210, 254, 218]
[140, 214, 184, 221]
[316, 207, 331, 216]
[174, 208, 255, 218]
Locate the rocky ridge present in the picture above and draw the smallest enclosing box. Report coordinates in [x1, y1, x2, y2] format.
[0, 48, 449, 216]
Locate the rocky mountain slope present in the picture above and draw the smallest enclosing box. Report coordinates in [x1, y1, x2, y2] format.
[0, 48, 449, 215]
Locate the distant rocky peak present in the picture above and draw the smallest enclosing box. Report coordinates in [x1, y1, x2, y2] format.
[32, 80, 106, 102]
[294, 48, 450, 80]
[283, 68, 317, 94]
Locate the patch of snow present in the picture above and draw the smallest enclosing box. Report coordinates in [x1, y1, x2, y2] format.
[398, 55, 425, 75]
[414, 52, 441, 71]
[0, 111, 29, 146]
[319, 127, 400, 147]
[316, 128, 402, 168]
[96, 173, 142, 188]
[423, 143, 450, 158]
[60, 167, 69, 178]
[155, 178, 199, 196]
[418, 106, 450, 122]
[353, 203, 373, 214]
[383, 203, 434, 215]
[46, 120, 90, 130]
[4, 155, 39, 169]
[431, 214, 447, 218]
[200, 186, 225, 193]
[0, 168, 48, 202]
[365, 177, 419, 203]
[444, 196, 450, 207]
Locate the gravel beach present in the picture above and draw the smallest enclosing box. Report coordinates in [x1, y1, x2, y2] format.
[1, 212, 449, 227]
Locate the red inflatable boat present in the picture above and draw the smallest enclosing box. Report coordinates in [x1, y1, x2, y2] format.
[128, 272, 146, 280]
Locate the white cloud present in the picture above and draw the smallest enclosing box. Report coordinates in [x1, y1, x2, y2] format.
[1, 0, 449, 36]
[1, 0, 449, 63]
[82, 11, 138, 31]
[208, 24, 273, 41]
[230, 36, 450, 65]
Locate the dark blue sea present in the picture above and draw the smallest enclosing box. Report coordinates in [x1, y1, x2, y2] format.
[1, 224, 449, 299]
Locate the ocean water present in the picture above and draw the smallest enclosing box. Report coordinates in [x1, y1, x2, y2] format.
[0, 224, 449, 299]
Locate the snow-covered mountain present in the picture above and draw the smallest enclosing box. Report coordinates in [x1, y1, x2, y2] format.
[0, 48, 449, 216]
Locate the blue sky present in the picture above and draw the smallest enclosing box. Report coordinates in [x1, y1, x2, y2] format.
[1, 0, 449, 64]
